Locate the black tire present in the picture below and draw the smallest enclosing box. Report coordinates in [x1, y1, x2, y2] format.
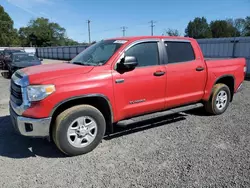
[8, 67, 13, 79]
[3, 62, 7, 70]
[204, 83, 231, 115]
[0, 61, 3, 70]
[52, 105, 106, 156]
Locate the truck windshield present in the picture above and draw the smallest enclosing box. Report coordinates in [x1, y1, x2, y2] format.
[70, 39, 126, 66]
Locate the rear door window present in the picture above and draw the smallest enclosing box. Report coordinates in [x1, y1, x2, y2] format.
[164, 41, 195, 64]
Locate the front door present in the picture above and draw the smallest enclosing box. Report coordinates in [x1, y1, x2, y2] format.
[112, 41, 167, 121]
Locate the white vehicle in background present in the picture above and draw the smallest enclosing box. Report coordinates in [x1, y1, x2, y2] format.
[24, 47, 36, 55]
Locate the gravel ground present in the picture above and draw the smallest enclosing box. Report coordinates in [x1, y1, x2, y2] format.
[0, 65, 250, 187]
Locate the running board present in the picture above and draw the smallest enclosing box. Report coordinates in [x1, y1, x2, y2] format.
[117, 103, 203, 127]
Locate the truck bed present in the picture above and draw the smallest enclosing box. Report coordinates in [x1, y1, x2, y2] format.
[205, 57, 246, 68]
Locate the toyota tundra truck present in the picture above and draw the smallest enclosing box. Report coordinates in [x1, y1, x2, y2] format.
[9, 36, 247, 156]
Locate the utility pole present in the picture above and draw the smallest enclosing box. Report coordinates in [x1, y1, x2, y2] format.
[87, 20, 91, 44]
[149, 20, 156, 36]
[121, 26, 127, 36]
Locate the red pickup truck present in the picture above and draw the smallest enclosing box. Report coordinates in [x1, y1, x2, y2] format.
[9, 36, 247, 156]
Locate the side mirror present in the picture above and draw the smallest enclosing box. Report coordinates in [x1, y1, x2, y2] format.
[121, 56, 138, 69]
[39, 58, 43, 61]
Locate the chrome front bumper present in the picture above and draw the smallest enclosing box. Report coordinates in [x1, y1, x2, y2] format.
[9, 103, 51, 137]
[9, 70, 52, 137]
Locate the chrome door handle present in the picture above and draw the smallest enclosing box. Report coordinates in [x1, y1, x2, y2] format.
[196, 66, 204, 71]
[115, 79, 124, 83]
[153, 71, 165, 76]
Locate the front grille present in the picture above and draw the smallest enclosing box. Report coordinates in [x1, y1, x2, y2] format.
[10, 79, 23, 106]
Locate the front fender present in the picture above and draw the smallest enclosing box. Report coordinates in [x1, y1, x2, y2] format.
[49, 93, 114, 122]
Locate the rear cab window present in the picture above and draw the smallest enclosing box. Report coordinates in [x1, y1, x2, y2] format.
[164, 41, 195, 64]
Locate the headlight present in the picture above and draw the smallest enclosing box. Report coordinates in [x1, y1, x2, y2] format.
[27, 85, 56, 102]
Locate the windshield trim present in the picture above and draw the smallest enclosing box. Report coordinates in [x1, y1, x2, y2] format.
[69, 39, 127, 66]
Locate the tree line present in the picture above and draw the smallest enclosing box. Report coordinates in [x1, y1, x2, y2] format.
[1, 4, 250, 47]
[166, 16, 250, 38]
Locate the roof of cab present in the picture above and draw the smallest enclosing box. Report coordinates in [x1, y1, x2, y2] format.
[106, 35, 194, 42]
[11, 52, 28, 55]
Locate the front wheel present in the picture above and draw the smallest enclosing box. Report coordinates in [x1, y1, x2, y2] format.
[52, 105, 106, 156]
[204, 83, 231, 115]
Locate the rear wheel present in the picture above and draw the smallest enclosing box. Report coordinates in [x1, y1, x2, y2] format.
[52, 105, 106, 156]
[204, 83, 231, 115]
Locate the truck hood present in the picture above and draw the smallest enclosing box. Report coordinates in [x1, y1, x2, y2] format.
[21, 62, 94, 84]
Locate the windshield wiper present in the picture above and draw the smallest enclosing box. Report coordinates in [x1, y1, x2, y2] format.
[94, 60, 106, 65]
[71, 61, 94, 66]
[72, 61, 84, 65]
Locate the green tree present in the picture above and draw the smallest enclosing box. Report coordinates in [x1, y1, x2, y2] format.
[165, 28, 180, 36]
[225, 17, 250, 37]
[19, 17, 69, 47]
[64, 37, 79, 46]
[210, 20, 239, 38]
[11, 28, 21, 46]
[232, 18, 246, 36]
[19, 27, 31, 46]
[0, 5, 20, 46]
[185, 17, 212, 39]
[226, 18, 247, 36]
[244, 16, 250, 36]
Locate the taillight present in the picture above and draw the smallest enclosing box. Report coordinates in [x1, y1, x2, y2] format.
[244, 66, 247, 74]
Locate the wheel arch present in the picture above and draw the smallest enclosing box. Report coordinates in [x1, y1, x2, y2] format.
[49, 94, 114, 136]
[213, 74, 235, 102]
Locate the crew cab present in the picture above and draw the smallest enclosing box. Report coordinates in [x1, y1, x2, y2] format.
[9, 36, 247, 156]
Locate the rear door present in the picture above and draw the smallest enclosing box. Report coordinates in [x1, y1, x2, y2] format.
[112, 39, 167, 120]
[163, 40, 207, 109]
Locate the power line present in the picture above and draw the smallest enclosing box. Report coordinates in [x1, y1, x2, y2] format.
[77, 23, 148, 36]
[149, 20, 156, 36]
[121, 26, 128, 36]
[88, 27, 121, 34]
